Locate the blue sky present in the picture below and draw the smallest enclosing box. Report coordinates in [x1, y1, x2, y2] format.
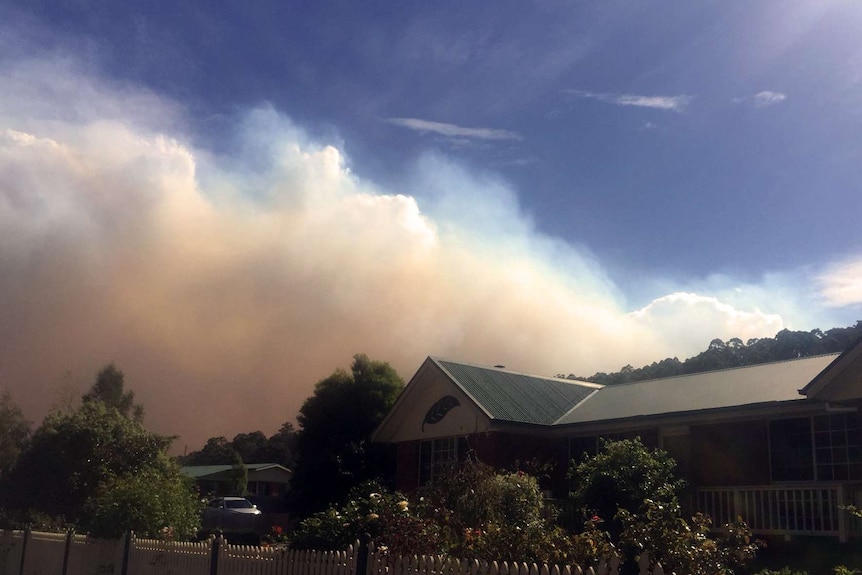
[1, 2, 861, 445]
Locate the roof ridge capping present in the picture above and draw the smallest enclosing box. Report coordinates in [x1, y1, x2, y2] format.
[429, 356, 604, 389]
[598, 352, 842, 388]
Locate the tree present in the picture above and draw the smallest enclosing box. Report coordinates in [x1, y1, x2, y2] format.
[0, 401, 200, 537]
[289, 354, 404, 516]
[264, 422, 298, 468]
[0, 390, 30, 480]
[180, 436, 238, 465]
[226, 451, 248, 495]
[84, 465, 201, 539]
[82, 363, 144, 422]
[231, 431, 269, 463]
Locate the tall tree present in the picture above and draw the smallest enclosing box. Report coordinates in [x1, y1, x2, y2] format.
[264, 422, 298, 468]
[231, 431, 269, 463]
[289, 354, 404, 516]
[180, 436, 238, 465]
[0, 390, 30, 480]
[82, 363, 144, 422]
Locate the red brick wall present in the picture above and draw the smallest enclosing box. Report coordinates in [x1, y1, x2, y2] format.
[395, 440, 420, 492]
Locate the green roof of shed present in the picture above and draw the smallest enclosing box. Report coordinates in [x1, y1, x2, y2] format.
[435, 358, 600, 425]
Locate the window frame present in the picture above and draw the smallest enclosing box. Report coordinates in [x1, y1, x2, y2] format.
[768, 412, 861, 483]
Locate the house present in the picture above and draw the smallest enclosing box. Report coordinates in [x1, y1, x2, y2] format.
[181, 463, 292, 498]
[372, 340, 862, 541]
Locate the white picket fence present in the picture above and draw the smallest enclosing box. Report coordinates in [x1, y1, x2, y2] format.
[0, 531, 675, 575]
[367, 547, 672, 575]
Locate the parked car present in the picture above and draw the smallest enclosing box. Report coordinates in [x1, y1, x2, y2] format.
[202, 497, 263, 533]
[205, 496, 263, 516]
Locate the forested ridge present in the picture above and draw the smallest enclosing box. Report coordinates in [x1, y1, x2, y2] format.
[565, 321, 862, 385]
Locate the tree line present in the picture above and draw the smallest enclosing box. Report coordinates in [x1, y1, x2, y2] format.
[564, 321, 862, 385]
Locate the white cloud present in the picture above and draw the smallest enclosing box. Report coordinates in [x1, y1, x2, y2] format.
[630, 292, 785, 353]
[385, 117, 521, 141]
[567, 90, 692, 112]
[818, 259, 862, 307]
[753, 91, 787, 108]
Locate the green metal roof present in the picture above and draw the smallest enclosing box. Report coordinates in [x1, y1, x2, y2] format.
[181, 463, 289, 479]
[434, 358, 600, 425]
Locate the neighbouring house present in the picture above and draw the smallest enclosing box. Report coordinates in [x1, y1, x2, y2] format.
[372, 339, 862, 541]
[182, 463, 292, 498]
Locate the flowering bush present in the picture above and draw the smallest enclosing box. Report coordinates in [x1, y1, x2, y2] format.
[617, 499, 759, 575]
[416, 461, 593, 564]
[290, 481, 444, 554]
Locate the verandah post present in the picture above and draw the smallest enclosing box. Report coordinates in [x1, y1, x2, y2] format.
[837, 484, 848, 543]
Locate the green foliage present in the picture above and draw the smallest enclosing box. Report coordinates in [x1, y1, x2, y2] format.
[0, 399, 201, 538]
[83, 464, 202, 539]
[227, 451, 248, 495]
[0, 389, 30, 479]
[291, 481, 443, 555]
[754, 568, 810, 575]
[290, 354, 404, 516]
[417, 461, 551, 561]
[291, 463, 613, 567]
[82, 363, 144, 422]
[180, 422, 298, 468]
[181, 436, 238, 465]
[617, 500, 759, 575]
[566, 439, 759, 574]
[567, 437, 684, 539]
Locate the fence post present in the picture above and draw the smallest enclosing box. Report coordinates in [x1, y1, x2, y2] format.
[121, 531, 132, 575]
[17, 529, 30, 575]
[61, 530, 74, 575]
[356, 533, 371, 575]
[210, 535, 221, 575]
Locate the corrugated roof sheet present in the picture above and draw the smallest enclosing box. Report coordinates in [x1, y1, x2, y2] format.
[556, 354, 839, 425]
[435, 359, 600, 425]
[181, 463, 286, 478]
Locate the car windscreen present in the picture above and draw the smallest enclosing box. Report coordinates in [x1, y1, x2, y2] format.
[225, 499, 254, 509]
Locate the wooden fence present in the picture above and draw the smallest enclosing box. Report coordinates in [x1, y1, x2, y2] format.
[0, 530, 675, 575]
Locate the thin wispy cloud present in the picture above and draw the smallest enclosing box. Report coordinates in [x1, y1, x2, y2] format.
[753, 91, 787, 108]
[567, 90, 692, 112]
[733, 91, 787, 108]
[385, 117, 521, 141]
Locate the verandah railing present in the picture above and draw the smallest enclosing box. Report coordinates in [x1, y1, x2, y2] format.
[695, 483, 862, 542]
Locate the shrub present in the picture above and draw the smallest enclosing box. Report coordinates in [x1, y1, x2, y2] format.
[290, 480, 444, 555]
[567, 437, 684, 540]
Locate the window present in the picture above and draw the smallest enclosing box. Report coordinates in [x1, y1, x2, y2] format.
[814, 413, 862, 480]
[419, 437, 466, 484]
[769, 413, 862, 482]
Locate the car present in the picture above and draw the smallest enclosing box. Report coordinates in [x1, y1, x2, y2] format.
[201, 496, 264, 532]
[205, 496, 263, 516]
